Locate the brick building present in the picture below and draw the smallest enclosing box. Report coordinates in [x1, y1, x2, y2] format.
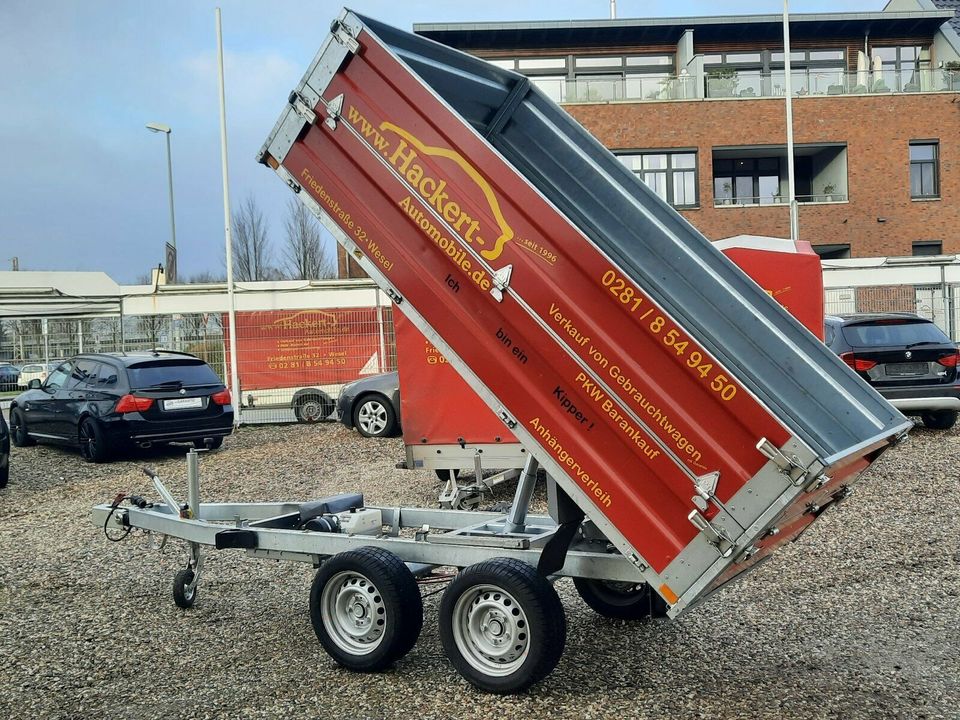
[336, 3, 960, 277]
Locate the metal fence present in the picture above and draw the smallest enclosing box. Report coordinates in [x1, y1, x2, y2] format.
[825, 284, 957, 339]
[0, 307, 397, 425]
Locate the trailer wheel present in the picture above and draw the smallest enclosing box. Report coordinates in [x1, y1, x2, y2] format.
[294, 394, 333, 423]
[439, 558, 565, 694]
[310, 546, 422, 672]
[573, 578, 669, 620]
[173, 569, 197, 609]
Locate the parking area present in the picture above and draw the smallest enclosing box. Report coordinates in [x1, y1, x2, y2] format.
[1, 422, 958, 719]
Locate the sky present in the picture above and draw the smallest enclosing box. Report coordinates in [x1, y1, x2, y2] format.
[0, 0, 882, 283]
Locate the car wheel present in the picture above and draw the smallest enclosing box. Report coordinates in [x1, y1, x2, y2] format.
[920, 410, 958, 430]
[78, 417, 111, 463]
[352, 395, 398, 438]
[9, 409, 35, 447]
[294, 394, 334, 423]
[193, 437, 224, 450]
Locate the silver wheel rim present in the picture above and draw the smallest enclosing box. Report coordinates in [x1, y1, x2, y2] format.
[320, 570, 386, 655]
[299, 399, 323, 422]
[452, 583, 529, 677]
[357, 400, 388, 435]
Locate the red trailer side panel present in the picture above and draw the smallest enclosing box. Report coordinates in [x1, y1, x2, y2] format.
[396, 311, 515, 446]
[277, 32, 798, 574]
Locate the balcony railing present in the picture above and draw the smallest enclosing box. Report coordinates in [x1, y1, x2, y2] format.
[713, 193, 848, 207]
[553, 69, 960, 103]
[705, 69, 959, 99]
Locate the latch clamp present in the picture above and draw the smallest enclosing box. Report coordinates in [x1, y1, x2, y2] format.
[497, 408, 518, 429]
[330, 19, 360, 54]
[688, 509, 734, 558]
[288, 91, 317, 126]
[756, 437, 810, 485]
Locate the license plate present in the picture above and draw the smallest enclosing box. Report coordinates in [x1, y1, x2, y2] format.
[163, 397, 204, 410]
[885, 362, 927, 377]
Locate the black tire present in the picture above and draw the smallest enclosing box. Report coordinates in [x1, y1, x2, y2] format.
[352, 395, 398, 438]
[193, 437, 224, 450]
[573, 578, 669, 620]
[9, 408, 35, 447]
[921, 410, 958, 430]
[173, 568, 197, 608]
[310, 546, 423, 672]
[434, 468, 461, 481]
[78, 417, 110, 463]
[294, 394, 334, 424]
[439, 558, 565, 694]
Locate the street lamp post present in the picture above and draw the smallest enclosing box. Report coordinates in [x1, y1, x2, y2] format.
[146, 122, 178, 282]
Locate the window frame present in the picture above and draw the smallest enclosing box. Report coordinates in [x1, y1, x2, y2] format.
[909, 140, 940, 199]
[618, 150, 699, 209]
[713, 157, 782, 205]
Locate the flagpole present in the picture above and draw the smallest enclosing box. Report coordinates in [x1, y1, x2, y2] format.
[216, 7, 241, 424]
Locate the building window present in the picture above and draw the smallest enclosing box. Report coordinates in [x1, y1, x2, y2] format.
[618, 151, 698, 208]
[913, 241, 943, 256]
[713, 157, 780, 205]
[872, 46, 930, 91]
[910, 142, 939, 199]
[813, 244, 851, 259]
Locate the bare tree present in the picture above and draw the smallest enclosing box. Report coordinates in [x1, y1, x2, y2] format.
[185, 270, 226, 284]
[283, 198, 334, 280]
[231, 196, 274, 281]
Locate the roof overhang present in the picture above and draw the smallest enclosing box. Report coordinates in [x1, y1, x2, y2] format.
[415, 10, 956, 51]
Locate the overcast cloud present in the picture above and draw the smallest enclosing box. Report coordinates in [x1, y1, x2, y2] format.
[0, 0, 880, 283]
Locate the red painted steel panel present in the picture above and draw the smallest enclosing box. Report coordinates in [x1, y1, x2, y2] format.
[721, 241, 825, 341]
[396, 311, 514, 446]
[278, 31, 799, 573]
[396, 242, 823, 449]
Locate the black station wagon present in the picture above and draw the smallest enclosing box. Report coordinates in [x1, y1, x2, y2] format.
[9, 350, 234, 462]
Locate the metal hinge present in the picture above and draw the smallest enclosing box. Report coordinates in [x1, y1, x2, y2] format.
[490, 264, 513, 303]
[330, 19, 360, 54]
[497, 408, 518, 429]
[756, 437, 811, 485]
[688, 510, 734, 558]
[691, 470, 720, 511]
[321, 93, 344, 131]
[288, 91, 317, 125]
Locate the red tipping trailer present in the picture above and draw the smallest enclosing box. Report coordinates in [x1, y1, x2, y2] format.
[93, 10, 909, 695]
[255, 8, 907, 684]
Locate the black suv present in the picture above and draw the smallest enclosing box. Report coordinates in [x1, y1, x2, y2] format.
[825, 313, 960, 429]
[9, 350, 234, 462]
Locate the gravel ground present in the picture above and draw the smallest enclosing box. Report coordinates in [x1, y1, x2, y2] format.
[1, 421, 958, 720]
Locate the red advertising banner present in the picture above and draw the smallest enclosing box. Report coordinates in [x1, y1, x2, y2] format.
[223, 308, 382, 392]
